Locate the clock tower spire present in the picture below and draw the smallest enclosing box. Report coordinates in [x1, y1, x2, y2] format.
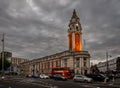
[68, 9, 82, 51]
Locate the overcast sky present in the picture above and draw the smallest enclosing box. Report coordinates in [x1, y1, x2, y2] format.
[0, 0, 120, 64]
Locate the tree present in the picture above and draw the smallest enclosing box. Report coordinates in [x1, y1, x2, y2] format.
[0, 57, 11, 71]
[90, 64, 99, 74]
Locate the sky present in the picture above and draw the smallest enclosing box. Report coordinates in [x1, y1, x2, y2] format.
[0, 0, 120, 64]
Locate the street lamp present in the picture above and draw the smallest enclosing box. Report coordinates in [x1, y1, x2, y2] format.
[106, 52, 108, 73]
[1, 33, 5, 79]
[106, 51, 112, 74]
[2, 33, 5, 75]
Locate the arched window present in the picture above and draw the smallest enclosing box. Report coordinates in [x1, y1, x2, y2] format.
[76, 26, 79, 31]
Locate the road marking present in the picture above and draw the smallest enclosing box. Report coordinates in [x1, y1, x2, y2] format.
[8, 86, 12, 88]
[50, 86, 58, 88]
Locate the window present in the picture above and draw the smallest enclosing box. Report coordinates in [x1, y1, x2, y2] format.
[84, 58, 87, 61]
[76, 58, 80, 67]
[84, 58, 87, 67]
[64, 59, 67, 67]
[57, 60, 61, 67]
[84, 62, 86, 67]
[76, 26, 79, 31]
[76, 70, 79, 74]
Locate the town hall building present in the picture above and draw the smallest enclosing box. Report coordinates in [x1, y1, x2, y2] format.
[19, 10, 90, 76]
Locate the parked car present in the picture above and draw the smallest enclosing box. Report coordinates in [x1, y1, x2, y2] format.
[53, 74, 67, 81]
[106, 74, 115, 80]
[1, 76, 5, 80]
[86, 74, 109, 82]
[115, 73, 120, 78]
[49, 75, 54, 79]
[73, 75, 92, 83]
[32, 74, 39, 78]
[40, 74, 49, 79]
[26, 74, 32, 78]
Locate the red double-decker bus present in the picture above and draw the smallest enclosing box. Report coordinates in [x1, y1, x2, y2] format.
[51, 67, 74, 79]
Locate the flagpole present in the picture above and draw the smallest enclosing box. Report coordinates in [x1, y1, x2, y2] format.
[83, 39, 86, 50]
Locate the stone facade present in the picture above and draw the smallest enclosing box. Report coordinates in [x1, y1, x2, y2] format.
[0, 51, 12, 60]
[97, 56, 120, 72]
[19, 50, 90, 75]
[10, 57, 29, 66]
[9, 57, 29, 72]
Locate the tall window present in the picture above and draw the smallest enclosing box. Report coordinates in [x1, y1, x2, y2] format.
[84, 58, 87, 67]
[56, 60, 58, 67]
[76, 70, 79, 74]
[57, 60, 61, 67]
[48, 62, 50, 69]
[84, 62, 86, 67]
[76, 58, 80, 67]
[64, 59, 67, 67]
[76, 26, 79, 31]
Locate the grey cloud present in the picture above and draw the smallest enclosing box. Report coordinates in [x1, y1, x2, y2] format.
[0, 0, 120, 64]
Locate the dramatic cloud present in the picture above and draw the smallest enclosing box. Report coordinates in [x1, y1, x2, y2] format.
[0, 0, 120, 64]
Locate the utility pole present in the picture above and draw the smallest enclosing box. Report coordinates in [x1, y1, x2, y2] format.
[1, 33, 5, 76]
[106, 51, 108, 73]
[83, 39, 86, 50]
[106, 51, 112, 75]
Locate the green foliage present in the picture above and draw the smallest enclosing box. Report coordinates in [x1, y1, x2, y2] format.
[0, 57, 11, 71]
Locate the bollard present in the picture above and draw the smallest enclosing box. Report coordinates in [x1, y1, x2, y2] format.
[112, 77, 115, 82]
[50, 86, 58, 88]
[1, 76, 5, 80]
[104, 77, 107, 84]
[97, 87, 100, 88]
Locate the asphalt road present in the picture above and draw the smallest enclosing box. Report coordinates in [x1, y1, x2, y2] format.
[0, 76, 47, 88]
[0, 76, 120, 88]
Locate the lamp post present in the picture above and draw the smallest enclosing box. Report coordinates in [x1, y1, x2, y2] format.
[83, 39, 86, 51]
[1, 33, 5, 76]
[1, 33, 5, 79]
[106, 51, 112, 74]
[106, 51, 108, 73]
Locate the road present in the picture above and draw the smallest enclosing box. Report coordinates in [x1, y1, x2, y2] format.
[0, 76, 47, 88]
[0, 76, 120, 88]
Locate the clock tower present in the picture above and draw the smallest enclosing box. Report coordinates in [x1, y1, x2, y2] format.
[68, 9, 82, 51]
